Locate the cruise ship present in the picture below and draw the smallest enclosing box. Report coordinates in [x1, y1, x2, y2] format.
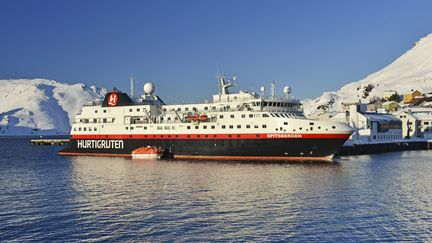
[59, 76, 354, 161]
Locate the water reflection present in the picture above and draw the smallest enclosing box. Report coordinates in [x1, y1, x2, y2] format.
[69, 157, 351, 241]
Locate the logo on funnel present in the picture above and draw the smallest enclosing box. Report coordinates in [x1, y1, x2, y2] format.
[107, 93, 118, 107]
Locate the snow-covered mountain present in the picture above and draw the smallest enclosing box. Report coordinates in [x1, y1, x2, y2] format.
[303, 33, 432, 117]
[0, 79, 106, 136]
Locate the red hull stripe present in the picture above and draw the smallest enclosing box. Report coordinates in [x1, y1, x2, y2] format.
[58, 152, 333, 161]
[71, 133, 351, 140]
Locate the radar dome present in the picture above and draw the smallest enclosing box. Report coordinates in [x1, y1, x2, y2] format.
[144, 82, 155, 95]
[283, 86, 291, 94]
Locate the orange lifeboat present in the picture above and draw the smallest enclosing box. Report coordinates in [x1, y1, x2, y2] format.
[186, 114, 208, 122]
[131, 146, 162, 159]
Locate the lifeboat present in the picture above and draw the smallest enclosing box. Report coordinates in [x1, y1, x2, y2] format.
[131, 146, 162, 159]
[186, 114, 208, 122]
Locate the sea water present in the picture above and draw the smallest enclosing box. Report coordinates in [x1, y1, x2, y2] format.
[0, 138, 431, 241]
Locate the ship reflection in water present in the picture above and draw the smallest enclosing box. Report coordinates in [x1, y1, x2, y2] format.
[0, 139, 431, 241]
[66, 152, 432, 241]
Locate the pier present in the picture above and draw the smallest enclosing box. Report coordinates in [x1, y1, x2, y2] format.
[30, 139, 69, 146]
[337, 141, 428, 156]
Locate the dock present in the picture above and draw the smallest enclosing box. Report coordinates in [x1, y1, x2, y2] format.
[30, 139, 69, 146]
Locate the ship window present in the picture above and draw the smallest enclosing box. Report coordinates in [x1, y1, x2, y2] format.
[89, 127, 92, 131]
[164, 126, 170, 130]
[95, 110, 98, 113]
[254, 125, 259, 128]
[229, 125, 233, 129]
[168, 117, 171, 121]
[144, 126, 147, 130]
[275, 114, 280, 118]
[284, 122, 288, 125]
[78, 127, 81, 131]
[195, 126, 199, 129]
[125, 127, 128, 130]
[157, 126, 162, 130]
[246, 125, 250, 128]
[263, 114, 269, 117]
[137, 108, 140, 112]
[129, 109, 132, 112]
[172, 126, 175, 130]
[262, 125, 266, 128]
[203, 126, 207, 129]
[185, 108, 189, 111]
[130, 127, 134, 130]
[103, 118, 107, 123]
[270, 114, 274, 117]
[94, 127, 97, 131]
[425, 122, 429, 125]
[93, 118, 97, 123]
[332, 126, 336, 129]
[263, 102, 268, 106]
[177, 108, 181, 111]
[103, 110, 106, 113]
[205, 135, 209, 138]
[318, 126, 321, 129]
[175, 117, 178, 120]
[168, 135, 171, 138]
[211, 125, 215, 129]
[219, 115, 224, 119]
[299, 127, 302, 130]
[187, 135, 190, 138]
[205, 107, 208, 110]
[241, 114, 246, 118]
[237, 125, 241, 128]
[222, 125, 226, 129]
[163, 108, 167, 111]
[309, 122, 314, 125]
[73, 128, 76, 131]
[187, 126, 191, 129]
[230, 114, 235, 118]
[249, 114, 253, 118]
[228, 135, 232, 138]
[197, 135, 200, 138]
[176, 135, 179, 138]
[276, 128, 278, 131]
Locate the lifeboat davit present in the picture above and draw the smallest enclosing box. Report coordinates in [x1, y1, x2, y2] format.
[131, 146, 162, 159]
[186, 114, 208, 121]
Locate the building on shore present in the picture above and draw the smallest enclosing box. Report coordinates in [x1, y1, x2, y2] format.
[383, 90, 398, 100]
[332, 104, 402, 142]
[382, 101, 401, 112]
[403, 90, 422, 104]
[393, 111, 421, 138]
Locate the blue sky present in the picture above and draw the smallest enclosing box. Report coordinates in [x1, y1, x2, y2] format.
[0, 0, 431, 102]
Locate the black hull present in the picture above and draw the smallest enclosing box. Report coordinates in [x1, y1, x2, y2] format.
[60, 137, 348, 161]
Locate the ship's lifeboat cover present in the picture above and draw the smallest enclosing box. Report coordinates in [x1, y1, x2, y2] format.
[131, 146, 162, 159]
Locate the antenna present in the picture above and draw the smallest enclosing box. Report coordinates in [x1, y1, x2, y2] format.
[271, 80, 275, 99]
[260, 86, 265, 98]
[130, 74, 135, 99]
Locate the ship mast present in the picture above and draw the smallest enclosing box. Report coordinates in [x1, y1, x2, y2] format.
[218, 75, 236, 95]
